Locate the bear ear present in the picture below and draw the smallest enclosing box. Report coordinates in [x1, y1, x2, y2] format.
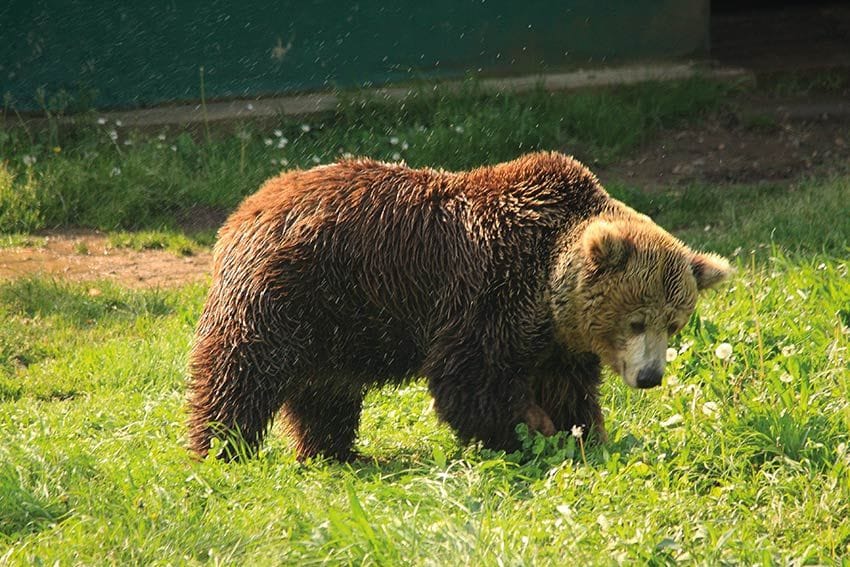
[691, 252, 733, 290]
[582, 220, 632, 271]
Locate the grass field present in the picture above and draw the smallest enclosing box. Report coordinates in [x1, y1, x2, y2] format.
[2, 77, 850, 564]
[1, 251, 848, 564]
[1, 78, 729, 233]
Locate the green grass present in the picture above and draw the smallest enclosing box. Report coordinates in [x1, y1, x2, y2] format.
[106, 230, 216, 256]
[610, 173, 850, 258]
[0, 77, 731, 232]
[2, 76, 850, 563]
[0, 248, 848, 563]
[1, 166, 850, 562]
[758, 68, 850, 99]
[0, 234, 47, 249]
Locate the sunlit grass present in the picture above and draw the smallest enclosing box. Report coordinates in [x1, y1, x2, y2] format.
[0, 234, 47, 249]
[0, 248, 847, 563]
[2, 75, 849, 563]
[106, 230, 216, 256]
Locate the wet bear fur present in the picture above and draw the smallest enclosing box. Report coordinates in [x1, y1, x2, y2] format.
[188, 152, 730, 460]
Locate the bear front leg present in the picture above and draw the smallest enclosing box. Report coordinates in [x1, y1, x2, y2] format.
[533, 351, 607, 443]
[547, 393, 606, 443]
[524, 403, 557, 437]
[423, 333, 547, 452]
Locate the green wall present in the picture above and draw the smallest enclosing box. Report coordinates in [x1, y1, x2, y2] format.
[1, 1, 709, 111]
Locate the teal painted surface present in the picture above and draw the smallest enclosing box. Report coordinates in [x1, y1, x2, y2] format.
[1, 1, 708, 111]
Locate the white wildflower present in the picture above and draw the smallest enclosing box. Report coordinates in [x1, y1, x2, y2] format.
[341, 152, 353, 159]
[110, 166, 122, 177]
[779, 373, 793, 384]
[123, 139, 132, 146]
[571, 425, 583, 439]
[781, 345, 796, 357]
[97, 117, 107, 125]
[170, 145, 177, 152]
[157, 133, 166, 141]
[666, 348, 678, 362]
[276, 137, 288, 148]
[701, 401, 719, 417]
[245, 103, 254, 111]
[715, 342, 733, 360]
[270, 158, 278, 165]
[114, 119, 123, 127]
[108, 130, 118, 141]
[389, 136, 399, 145]
[300, 124, 311, 133]
[401, 141, 409, 150]
[280, 158, 289, 166]
[274, 129, 283, 137]
[22, 155, 36, 166]
[454, 125, 464, 133]
[660, 414, 684, 428]
[311, 155, 321, 164]
[597, 514, 610, 531]
[264, 138, 273, 146]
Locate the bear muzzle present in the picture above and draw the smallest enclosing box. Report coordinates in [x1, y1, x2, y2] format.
[616, 330, 668, 389]
[635, 364, 664, 389]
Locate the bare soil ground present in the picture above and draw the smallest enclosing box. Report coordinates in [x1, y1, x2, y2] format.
[599, 96, 850, 188]
[0, 231, 211, 289]
[1, 93, 848, 289]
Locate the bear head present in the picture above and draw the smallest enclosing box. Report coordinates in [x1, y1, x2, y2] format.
[551, 217, 732, 389]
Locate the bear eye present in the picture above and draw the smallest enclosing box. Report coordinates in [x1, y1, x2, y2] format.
[630, 321, 646, 335]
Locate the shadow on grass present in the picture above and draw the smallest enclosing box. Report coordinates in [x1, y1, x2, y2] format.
[0, 468, 71, 540]
[0, 449, 97, 540]
[286, 427, 650, 488]
[0, 277, 174, 326]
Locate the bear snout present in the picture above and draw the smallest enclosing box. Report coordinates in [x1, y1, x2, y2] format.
[635, 365, 664, 389]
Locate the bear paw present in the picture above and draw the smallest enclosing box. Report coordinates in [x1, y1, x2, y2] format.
[524, 403, 556, 436]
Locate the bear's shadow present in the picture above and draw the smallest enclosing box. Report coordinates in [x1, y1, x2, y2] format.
[288, 430, 648, 484]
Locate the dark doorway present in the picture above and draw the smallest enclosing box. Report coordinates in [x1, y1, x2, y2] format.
[711, 1, 850, 70]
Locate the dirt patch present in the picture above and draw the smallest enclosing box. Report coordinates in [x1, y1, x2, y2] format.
[599, 96, 850, 189]
[0, 231, 211, 289]
[1, 95, 848, 289]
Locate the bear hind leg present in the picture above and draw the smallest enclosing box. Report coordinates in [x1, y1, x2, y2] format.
[188, 367, 288, 461]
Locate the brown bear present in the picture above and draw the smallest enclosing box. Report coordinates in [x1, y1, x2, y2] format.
[188, 152, 730, 461]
